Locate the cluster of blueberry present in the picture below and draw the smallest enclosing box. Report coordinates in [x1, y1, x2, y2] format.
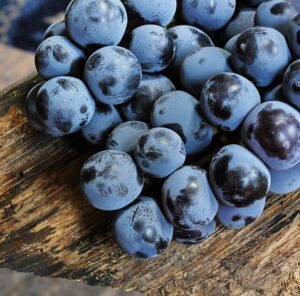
[26, 0, 300, 259]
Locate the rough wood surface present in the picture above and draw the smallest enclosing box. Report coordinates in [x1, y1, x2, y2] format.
[0, 75, 299, 296]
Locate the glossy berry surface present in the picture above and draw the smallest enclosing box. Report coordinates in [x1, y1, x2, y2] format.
[81, 150, 144, 211]
[181, 0, 236, 32]
[209, 145, 270, 207]
[120, 74, 175, 122]
[134, 128, 186, 178]
[255, 0, 299, 37]
[174, 220, 217, 245]
[269, 162, 300, 194]
[168, 25, 214, 70]
[125, 25, 175, 73]
[231, 27, 291, 87]
[65, 0, 128, 50]
[81, 103, 122, 145]
[35, 36, 86, 79]
[106, 121, 149, 153]
[217, 198, 266, 229]
[113, 196, 173, 259]
[288, 14, 300, 58]
[225, 7, 255, 40]
[242, 101, 300, 170]
[162, 166, 218, 229]
[84, 46, 142, 105]
[151, 91, 214, 155]
[181, 47, 233, 97]
[44, 20, 67, 39]
[123, 0, 177, 27]
[26, 83, 63, 137]
[36, 76, 95, 135]
[201, 73, 261, 131]
[282, 59, 300, 110]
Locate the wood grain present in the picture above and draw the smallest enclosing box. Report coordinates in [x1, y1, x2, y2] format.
[0, 76, 299, 296]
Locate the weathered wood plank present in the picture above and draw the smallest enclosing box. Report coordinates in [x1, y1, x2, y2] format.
[0, 76, 299, 295]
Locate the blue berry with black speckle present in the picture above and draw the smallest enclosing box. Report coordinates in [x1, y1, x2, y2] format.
[231, 27, 291, 87]
[65, 0, 128, 50]
[35, 36, 86, 79]
[125, 25, 175, 73]
[224, 34, 240, 53]
[81, 150, 144, 211]
[36, 76, 95, 135]
[84, 46, 142, 105]
[151, 91, 214, 155]
[217, 198, 266, 229]
[209, 145, 271, 207]
[242, 101, 300, 170]
[181, 47, 233, 97]
[162, 166, 218, 229]
[255, 0, 299, 37]
[134, 128, 186, 178]
[174, 220, 217, 245]
[181, 0, 236, 32]
[106, 121, 149, 153]
[120, 74, 175, 122]
[26, 83, 64, 137]
[113, 196, 173, 259]
[168, 25, 214, 70]
[200, 73, 261, 131]
[81, 103, 122, 145]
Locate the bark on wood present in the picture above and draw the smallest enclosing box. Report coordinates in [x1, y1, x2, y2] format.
[0, 76, 299, 296]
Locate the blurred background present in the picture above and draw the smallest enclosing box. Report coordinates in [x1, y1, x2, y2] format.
[0, 1, 137, 295]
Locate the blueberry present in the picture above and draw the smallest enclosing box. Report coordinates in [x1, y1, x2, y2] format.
[84, 46, 142, 105]
[123, 0, 177, 27]
[242, 101, 300, 170]
[269, 162, 300, 194]
[288, 14, 300, 58]
[181, 47, 233, 97]
[255, 0, 299, 37]
[263, 84, 286, 102]
[65, 0, 128, 50]
[224, 7, 255, 41]
[106, 121, 149, 153]
[174, 220, 217, 245]
[81, 150, 144, 211]
[200, 73, 261, 131]
[120, 74, 175, 122]
[282, 59, 300, 110]
[181, 0, 236, 32]
[209, 145, 271, 207]
[81, 103, 122, 145]
[224, 34, 240, 53]
[168, 25, 214, 70]
[162, 166, 218, 229]
[231, 27, 291, 87]
[35, 36, 86, 79]
[125, 25, 175, 73]
[35, 76, 95, 135]
[217, 198, 266, 229]
[113, 196, 173, 259]
[26, 83, 64, 137]
[151, 91, 214, 155]
[134, 128, 186, 178]
[44, 20, 67, 39]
